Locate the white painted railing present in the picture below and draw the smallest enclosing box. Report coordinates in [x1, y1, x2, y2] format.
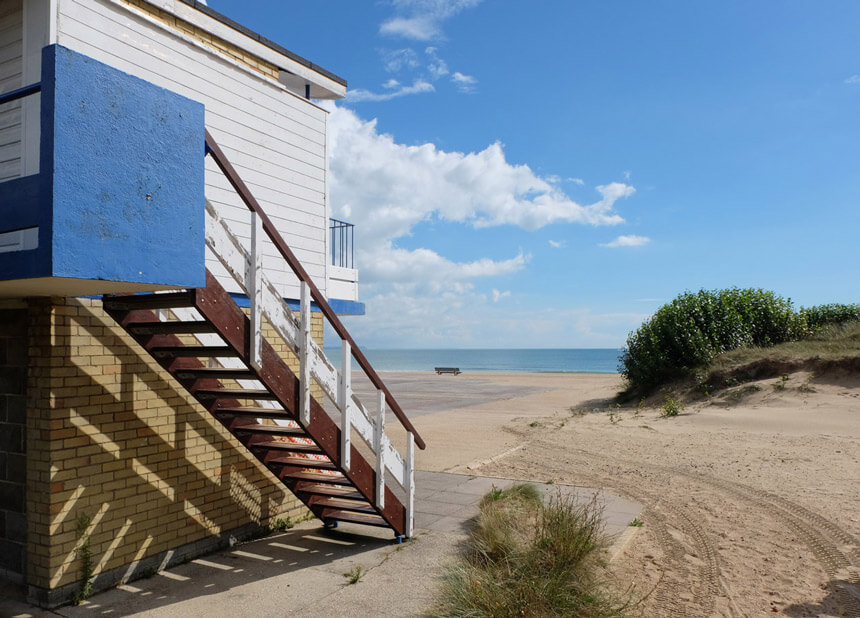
[204, 201, 414, 533]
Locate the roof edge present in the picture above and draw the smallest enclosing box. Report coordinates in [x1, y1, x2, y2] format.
[175, 0, 347, 88]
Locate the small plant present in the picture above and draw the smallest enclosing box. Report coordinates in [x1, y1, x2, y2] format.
[724, 384, 762, 403]
[71, 514, 94, 605]
[484, 484, 505, 502]
[798, 375, 816, 393]
[570, 406, 586, 417]
[273, 517, 293, 532]
[343, 565, 365, 584]
[629, 518, 644, 528]
[529, 420, 540, 428]
[773, 375, 789, 391]
[661, 394, 683, 417]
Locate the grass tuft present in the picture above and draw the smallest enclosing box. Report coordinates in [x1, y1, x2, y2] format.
[343, 565, 365, 584]
[432, 484, 630, 617]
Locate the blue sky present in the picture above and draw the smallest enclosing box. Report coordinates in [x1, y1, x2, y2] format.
[210, 1, 860, 349]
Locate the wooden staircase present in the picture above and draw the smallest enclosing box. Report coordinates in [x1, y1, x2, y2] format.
[102, 130, 425, 539]
[104, 273, 410, 535]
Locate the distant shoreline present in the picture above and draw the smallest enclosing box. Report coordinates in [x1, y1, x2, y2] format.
[326, 348, 623, 374]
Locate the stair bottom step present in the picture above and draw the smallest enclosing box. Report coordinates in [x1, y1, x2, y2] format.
[320, 509, 388, 528]
[313, 496, 376, 514]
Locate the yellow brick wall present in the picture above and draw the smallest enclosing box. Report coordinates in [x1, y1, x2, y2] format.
[121, 0, 280, 80]
[25, 298, 324, 593]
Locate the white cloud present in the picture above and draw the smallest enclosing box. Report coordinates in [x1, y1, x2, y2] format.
[324, 104, 639, 346]
[366, 247, 528, 289]
[348, 79, 435, 102]
[845, 74, 860, 85]
[451, 71, 477, 92]
[569, 177, 585, 185]
[492, 289, 511, 302]
[380, 16, 438, 40]
[382, 48, 420, 73]
[327, 105, 633, 243]
[601, 235, 651, 248]
[425, 47, 450, 79]
[380, 0, 483, 40]
[548, 240, 566, 249]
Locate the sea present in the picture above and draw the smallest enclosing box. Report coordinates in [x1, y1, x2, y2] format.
[324, 348, 623, 374]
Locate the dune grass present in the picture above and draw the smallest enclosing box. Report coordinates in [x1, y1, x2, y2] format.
[431, 484, 629, 617]
[697, 321, 860, 392]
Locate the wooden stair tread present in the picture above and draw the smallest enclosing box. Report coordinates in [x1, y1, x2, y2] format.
[151, 346, 236, 358]
[195, 388, 277, 399]
[104, 292, 195, 311]
[175, 367, 257, 380]
[281, 470, 346, 484]
[215, 407, 292, 419]
[268, 455, 333, 469]
[250, 440, 321, 453]
[233, 423, 305, 436]
[295, 483, 363, 500]
[127, 321, 215, 335]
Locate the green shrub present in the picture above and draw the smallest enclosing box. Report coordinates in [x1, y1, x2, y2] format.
[800, 303, 860, 331]
[620, 288, 805, 393]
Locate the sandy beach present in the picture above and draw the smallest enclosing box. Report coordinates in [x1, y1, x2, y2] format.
[377, 370, 860, 616]
[8, 370, 857, 617]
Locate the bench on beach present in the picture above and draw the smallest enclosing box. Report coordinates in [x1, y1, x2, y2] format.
[435, 367, 461, 375]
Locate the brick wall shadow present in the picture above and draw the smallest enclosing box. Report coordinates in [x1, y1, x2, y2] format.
[29, 299, 305, 596]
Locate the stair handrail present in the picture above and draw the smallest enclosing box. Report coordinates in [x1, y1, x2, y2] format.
[204, 130, 425, 450]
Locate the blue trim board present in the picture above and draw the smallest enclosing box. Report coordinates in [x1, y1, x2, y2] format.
[229, 293, 365, 316]
[0, 175, 47, 280]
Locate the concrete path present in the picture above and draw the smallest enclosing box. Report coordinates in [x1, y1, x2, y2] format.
[1, 471, 641, 618]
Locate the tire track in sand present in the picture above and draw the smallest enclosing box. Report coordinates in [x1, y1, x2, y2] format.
[481, 437, 860, 616]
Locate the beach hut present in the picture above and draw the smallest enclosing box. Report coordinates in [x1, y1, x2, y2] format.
[0, 0, 422, 606]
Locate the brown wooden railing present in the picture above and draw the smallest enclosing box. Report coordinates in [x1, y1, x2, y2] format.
[204, 130, 425, 450]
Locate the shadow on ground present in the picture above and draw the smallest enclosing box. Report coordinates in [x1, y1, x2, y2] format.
[53, 522, 399, 617]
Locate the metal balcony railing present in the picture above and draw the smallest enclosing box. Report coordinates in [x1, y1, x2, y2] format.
[329, 218, 354, 269]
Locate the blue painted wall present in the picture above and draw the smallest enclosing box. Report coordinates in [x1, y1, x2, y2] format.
[42, 45, 205, 287]
[0, 45, 205, 289]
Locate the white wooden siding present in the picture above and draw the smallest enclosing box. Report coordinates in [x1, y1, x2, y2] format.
[0, 0, 23, 182]
[55, 0, 329, 298]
